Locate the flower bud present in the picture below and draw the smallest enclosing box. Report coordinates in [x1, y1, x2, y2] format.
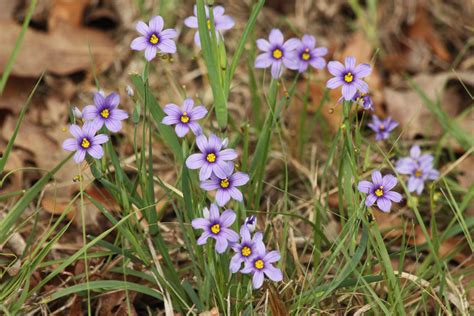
[244, 216, 257, 232]
[72, 106, 82, 119]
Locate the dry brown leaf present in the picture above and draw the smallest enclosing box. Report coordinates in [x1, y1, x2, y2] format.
[374, 211, 404, 239]
[267, 283, 288, 315]
[96, 290, 137, 316]
[407, 225, 470, 264]
[41, 192, 77, 219]
[1, 150, 23, 194]
[85, 186, 120, 212]
[455, 155, 474, 217]
[48, 0, 90, 31]
[384, 71, 474, 140]
[408, 6, 451, 63]
[0, 1, 17, 20]
[0, 77, 36, 113]
[199, 307, 219, 316]
[382, 5, 452, 73]
[0, 21, 116, 77]
[67, 294, 83, 316]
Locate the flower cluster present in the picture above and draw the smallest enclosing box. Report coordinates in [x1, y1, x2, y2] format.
[255, 29, 327, 78]
[357, 145, 440, 212]
[184, 131, 280, 289]
[184, 5, 235, 48]
[396, 145, 439, 195]
[124, 3, 442, 292]
[192, 206, 282, 289]
[63, 91, 128, 163]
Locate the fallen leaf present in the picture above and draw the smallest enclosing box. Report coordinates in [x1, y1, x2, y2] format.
[199, 307, 219, 316]
[407, 225, 470, 265]
[0, 1, 17, 20]
[374, 211, 404, 239]
[67, 295, 83, 316]
[0, 21, 116, 77]
[97, 290, 138, 316]
[408, 6, 451, 63]
[382, 4, 452, 73]
[1, 150, 23, 194]
[0, 76, 36, 114]
[48, 0, 90, 31]
[267, 283, 288, 315]
[41, 191, 77, 220]
[384, 71, 474, 140]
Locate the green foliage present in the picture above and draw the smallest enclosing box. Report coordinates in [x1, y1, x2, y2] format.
[0, 1, 471, 315]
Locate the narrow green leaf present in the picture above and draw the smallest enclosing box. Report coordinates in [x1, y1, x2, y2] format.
[45, 280, 163, 302]
[0, 74, 44, 173]
[196, 0, 228, 128]
[0, 0, 37, 94]
[0, 155, 70, 244]
[130, 74, 183, 163]
[408, 77, 473, 151]
[224, 0, 265, 96]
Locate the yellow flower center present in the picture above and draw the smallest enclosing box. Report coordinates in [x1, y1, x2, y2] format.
[254, 259, 264, 270]
[180, 112, 190, 123]
[206, 19, 212, 30]
[81, 138, 91, 149]
[100, 108, 110, 119]
[302, 48, 310, 61]
[241, 246, 252, 257]
[344, 72, 354, 83]
[415, 169, 422, 177]
[211, 223, 220, 234]
[149, 33, 159, 45]
[379, 124, 385, 131]
[206, 153, 216, 163]
[272, 48, 283, 59]
[220, 178, 230, 188]
[375, 186, 384, 197]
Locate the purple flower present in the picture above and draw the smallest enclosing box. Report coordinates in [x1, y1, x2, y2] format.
[254, 29, 299, 79]
[229, 225, 264, 273]
[62, 122, 109, 163]
[184, 5, 234, 48]
[72, 106, 82, 119]
[130, 16, 177, 61]
[326, 56, 372, 100]
[244, 215, 257, 232]
[396, 145, 434, 167]
[291, 34, 327, 73]
[82, 92, 128, 133]
[191, 204, 239, 253]
[161, 98, 208, 137]
[353, 92, 374, 111]
[200, 163, 249, 206]
[368, 115, 398, 141]
[358, 171, 403, 213]
[241, 244, 283, 289]
[396, 145, 439, 195]
[185, 134, 238, 180]
[338, 92, 374, 111]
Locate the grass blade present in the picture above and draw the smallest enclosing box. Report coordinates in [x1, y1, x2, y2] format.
[0, 74, 44, 173]
[196, 0, 228, 128]
[0, 0, 37, 94]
